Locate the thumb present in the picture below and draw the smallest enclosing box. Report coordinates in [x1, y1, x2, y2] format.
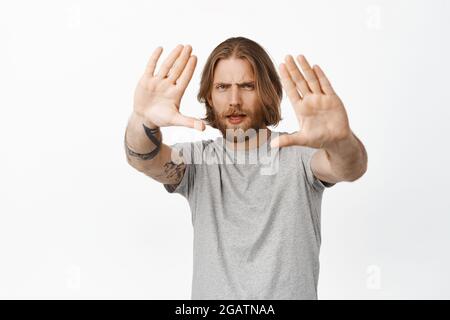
[172, 113, 206, 131]
[270, 132, 305, 149]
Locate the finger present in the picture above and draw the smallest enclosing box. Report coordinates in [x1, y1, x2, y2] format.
[313, 65, 336, 95]
[285, 55, 311, 96]
[156, 44, 184, 78]
[270, 132, 308, 149]
[279, 63, 301, 105]
[144, 46, 163, 76]
[176, 55, 197, 92]
[168, 45, 193, 82]
[296, 55, 322, 94]
[172, 112, 206, 131]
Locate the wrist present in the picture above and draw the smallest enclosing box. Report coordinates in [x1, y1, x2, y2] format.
[131, 111, 159, 129]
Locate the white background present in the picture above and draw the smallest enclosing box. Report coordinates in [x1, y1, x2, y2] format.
[0, 0, 449, 299]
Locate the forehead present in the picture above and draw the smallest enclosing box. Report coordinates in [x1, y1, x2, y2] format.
[213, 58, 255, 82]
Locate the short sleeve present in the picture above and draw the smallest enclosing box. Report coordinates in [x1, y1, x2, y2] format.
[300, 146, 336, 191]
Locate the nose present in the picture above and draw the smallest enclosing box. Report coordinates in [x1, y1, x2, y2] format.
[229, 85, 242, 107]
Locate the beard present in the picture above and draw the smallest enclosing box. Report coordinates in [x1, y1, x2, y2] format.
[212, 105, 266, 143]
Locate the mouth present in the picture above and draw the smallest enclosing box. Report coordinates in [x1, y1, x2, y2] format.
[226, 114, 247, 124]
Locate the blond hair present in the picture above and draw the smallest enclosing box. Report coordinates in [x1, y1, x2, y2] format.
[197, 37, 283, 128]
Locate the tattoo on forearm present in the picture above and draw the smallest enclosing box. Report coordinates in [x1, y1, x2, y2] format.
[124, 124, 162, 161]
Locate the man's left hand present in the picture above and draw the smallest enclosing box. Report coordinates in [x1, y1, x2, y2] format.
[270, 54, 352, 149]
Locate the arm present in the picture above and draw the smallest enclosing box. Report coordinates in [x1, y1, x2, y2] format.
[311, 130, 368, 184]
[125, 44, 205, 188]
[270, 53, 368, 184]
[124, 111, 186, 186]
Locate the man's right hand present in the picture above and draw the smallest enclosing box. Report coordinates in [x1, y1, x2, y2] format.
[133, 44, 206, 131]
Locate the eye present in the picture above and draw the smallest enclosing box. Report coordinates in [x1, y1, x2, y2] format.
[216, 84, 226, 90]
[243, 84, 255, 90]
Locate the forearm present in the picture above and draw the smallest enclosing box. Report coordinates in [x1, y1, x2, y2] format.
[125, 112, 162, 160]
[323, 131, 368, 182]
[124, 112, 186, 186]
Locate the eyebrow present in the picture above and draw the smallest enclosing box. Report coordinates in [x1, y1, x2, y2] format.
[214, 81, 255, 86]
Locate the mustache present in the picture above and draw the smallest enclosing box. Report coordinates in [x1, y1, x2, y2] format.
[224, 109, 248, 117]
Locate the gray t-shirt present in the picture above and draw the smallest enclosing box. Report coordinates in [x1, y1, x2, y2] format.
[163, 131, 335, 299]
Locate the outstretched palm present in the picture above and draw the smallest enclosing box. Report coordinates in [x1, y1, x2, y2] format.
[270, 55, 351, 149]
[134, 44, 205, 131]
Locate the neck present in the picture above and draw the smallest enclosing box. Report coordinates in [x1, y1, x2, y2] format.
[225, 127, 272, 151]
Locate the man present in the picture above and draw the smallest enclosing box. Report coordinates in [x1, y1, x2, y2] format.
[124, 37, 368, 299]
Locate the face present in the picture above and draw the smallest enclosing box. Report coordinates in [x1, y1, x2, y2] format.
[208, 58, 266, 142]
